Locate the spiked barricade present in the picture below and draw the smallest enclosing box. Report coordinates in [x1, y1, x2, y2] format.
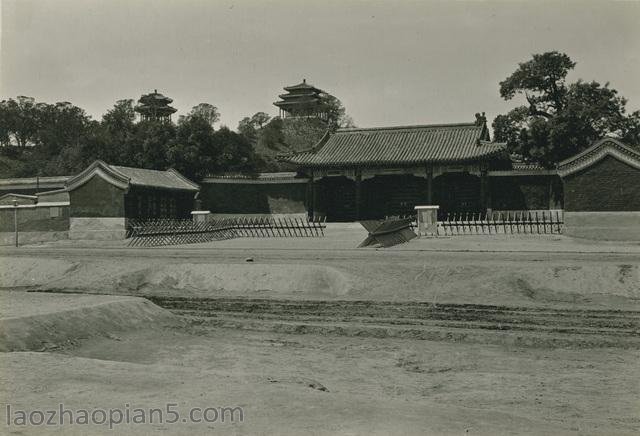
[127, 216, 326, 247]
[358, 217, 417, 248]
[437, 210, 564, 236]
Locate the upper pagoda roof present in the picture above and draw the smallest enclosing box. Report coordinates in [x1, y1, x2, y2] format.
[278, 91, 320, 99]
[283, 79, 323, 92]
[135, 90, 177, 116]
[275, 80, 326, 110]
[138, 90, 174, 105]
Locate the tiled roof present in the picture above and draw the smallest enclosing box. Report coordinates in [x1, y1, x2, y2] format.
[282, 123, 506, 168]
[202, 172, 308, 184]
[0, 175, 71, 187]
[65, 161, 199, 192]
[111, 165, 199, 191]
[283, 80, 320, 91]
[557, 137, 640, 177]
[204, 172, 300, 180]
[511, 162, 546, 171]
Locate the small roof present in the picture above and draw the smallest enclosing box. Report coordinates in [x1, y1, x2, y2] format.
[281, 122, 506, 168]
[65, 161, 199, 192]
[205, 172, 300, 180]
[511, 162, 546, 171]
[111, 165, 199, 191]
[283, 79, 322, 92]
[0, 193, 37, 201]
[557, 137, 640, 177]
[278, 92, 318, 99]
[202, 172, 307, 184]
[0, 175, 71, 190]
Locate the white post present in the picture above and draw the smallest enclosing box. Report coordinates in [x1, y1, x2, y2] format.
[13, 200, 18, 247]
[191, 210, 211, 223]
[414, 205, 439, 237]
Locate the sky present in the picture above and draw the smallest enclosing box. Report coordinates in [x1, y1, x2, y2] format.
[1, 0, 639, 130]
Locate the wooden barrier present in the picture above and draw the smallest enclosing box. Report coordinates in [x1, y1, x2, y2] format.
[437, 210, 564, 236]
[127, 216, 326, 247]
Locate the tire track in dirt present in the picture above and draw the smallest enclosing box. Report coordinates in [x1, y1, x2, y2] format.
[148, 296, 640, 348]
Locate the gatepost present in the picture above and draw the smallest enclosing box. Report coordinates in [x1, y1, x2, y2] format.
[191, 210, 211, 223]
[414, 205, 439, 237]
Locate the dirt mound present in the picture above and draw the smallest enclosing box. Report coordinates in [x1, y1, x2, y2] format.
[106, 263, 353, 298]
[0, 257, 354, 298]
[1, 256, 638, 309]
[344, 262, 640, 308]
[0, 291, 180, 351]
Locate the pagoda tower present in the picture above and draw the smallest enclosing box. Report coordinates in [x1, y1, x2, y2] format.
[273, 79, 328, 121]
[135, 89, 177, 122]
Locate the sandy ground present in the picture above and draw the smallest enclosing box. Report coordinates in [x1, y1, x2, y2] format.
[1, 248, 638, 310]
[1, 233, 639, 435]
[2, 326, 639, 435]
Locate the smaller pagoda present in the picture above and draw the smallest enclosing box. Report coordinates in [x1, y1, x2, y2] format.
[274, 79, 328, 121]
[135, 90, 177, 122]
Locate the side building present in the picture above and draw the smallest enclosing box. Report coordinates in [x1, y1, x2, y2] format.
[65, 161, 199, 239]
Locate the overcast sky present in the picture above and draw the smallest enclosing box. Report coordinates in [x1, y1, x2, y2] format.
[2, 0, 639, 130]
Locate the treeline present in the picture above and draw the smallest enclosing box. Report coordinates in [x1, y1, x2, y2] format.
[0, 93, 354, 180]
[0, 98, 258, 180]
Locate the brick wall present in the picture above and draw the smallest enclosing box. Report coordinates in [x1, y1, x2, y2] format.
[563, 155, 640, 211]
[0, 205, 69, 232]
[69, 175, 125, 217]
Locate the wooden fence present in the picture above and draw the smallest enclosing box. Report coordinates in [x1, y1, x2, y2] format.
[127, 216, 326, 246]
[219, 216, 326, 238]
[437, 210, 564, 236]
[126, 219, 237, 247]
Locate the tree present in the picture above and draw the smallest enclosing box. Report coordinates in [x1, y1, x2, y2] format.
[0, 96, 41, 148]
[494, 51, 640, 166]
[319, 93, 355, 129]
[237, 112, 273, 143]
[181, 103, 220, 128]
[210, 127, 257, 174]
[100, 99, 137, 164]
[250, 112, 271, 129]
[237, 116, 258, 143]
[166, 115, 216, 180]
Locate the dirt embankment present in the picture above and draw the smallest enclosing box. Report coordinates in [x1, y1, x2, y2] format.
[0, 291, 180, 352]
[0, 257, 354, 298]
[0, 256, 638, 309]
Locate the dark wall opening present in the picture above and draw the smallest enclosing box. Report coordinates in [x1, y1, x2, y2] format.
[124, 186, 195, 220]
[433, 172, 481, 217]
[316, 176, 356, 222]
[361, 175, 429, 219]
[199, 181, 307, 215]
[490, 175, 563, 211]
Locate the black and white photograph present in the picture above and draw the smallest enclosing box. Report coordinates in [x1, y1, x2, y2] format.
[1, 1, 639, 434]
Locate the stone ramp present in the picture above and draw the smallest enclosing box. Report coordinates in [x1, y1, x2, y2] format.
[0, 292, 180, 351]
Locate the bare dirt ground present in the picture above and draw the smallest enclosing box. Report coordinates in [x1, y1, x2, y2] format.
[2, 325, 639, 435]
[1, 233, 639, 435]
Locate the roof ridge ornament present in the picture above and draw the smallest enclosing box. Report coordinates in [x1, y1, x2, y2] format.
[474, 112, 487, 127]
